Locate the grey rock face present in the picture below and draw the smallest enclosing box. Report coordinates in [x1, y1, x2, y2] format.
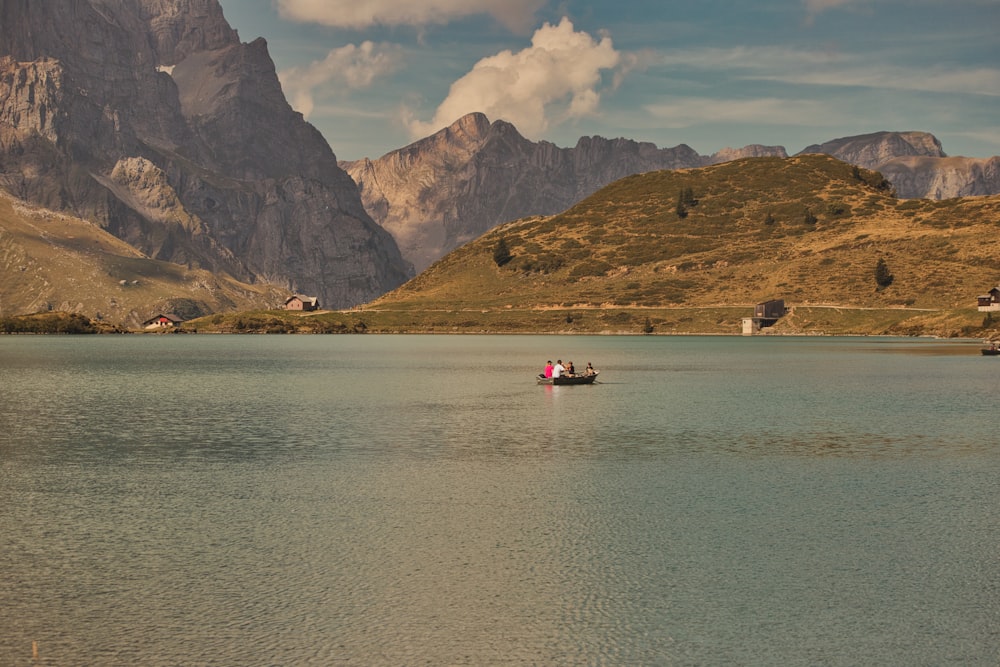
[796, 130, 1000, 199]
[0, 0, 411, 308]
[798, 131, 946, 169]
[876, 156, 1000, 199]
[709, 144, 789, 163]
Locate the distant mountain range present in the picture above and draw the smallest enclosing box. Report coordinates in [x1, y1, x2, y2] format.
[2, 2, 998, 324]
[343, 115, 1000, 272]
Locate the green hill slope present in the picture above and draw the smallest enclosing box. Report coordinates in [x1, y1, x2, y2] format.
[355, 155, 1000, 336]
[0, 193, 287, 327]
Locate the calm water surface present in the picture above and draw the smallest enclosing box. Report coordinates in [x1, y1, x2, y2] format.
[1, 335, 998, 665]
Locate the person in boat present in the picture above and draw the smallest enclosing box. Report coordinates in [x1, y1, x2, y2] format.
[565, 361, 576, 376]
[552, 359, 566, 378]
[584, 362, 596, 376]
[542, 360, 554, 378]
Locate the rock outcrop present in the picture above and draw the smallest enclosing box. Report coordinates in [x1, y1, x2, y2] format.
[798, 131, 947, 169]
[875, 155, 1000, 199]
[0, 0, 411, 309]
[793, 130, 1000, 198]
[709, 144, 789, 164]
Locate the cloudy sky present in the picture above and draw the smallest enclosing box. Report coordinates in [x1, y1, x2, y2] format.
[218, 0, 999, 162]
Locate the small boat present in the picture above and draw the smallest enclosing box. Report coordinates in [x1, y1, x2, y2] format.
[537, 371, 599, 385]
[982, 347, 1000, 356]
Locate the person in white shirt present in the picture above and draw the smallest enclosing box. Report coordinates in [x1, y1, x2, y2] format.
[552, 360, 566, 378]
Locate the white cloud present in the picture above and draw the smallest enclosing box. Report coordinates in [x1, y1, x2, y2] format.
[276, 0, 545, 32]
[801, 0, 866, 26]
[803, 0, 859, 14]
[279, 41, 402, 118]
[654, 46, 1000, 97]
[408, 17, 624, 139]
[644, 97, 831, 129]
[637, 44, 1000, 145]
[751, 64, 1000, 97]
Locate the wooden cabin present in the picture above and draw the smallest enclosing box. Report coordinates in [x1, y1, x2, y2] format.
[743, 299, 787, 335]
[977, 287, 1000, 312]
[285, 295, 319, 311]
[754, 299, 787, 319]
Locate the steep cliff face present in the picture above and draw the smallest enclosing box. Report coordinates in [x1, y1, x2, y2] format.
[876, 156, 1000, 199]
[342, 113, 786, 272]
[0, 0, 411, 308]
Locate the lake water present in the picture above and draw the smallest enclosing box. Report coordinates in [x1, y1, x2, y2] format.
[1, 334, 999, 665]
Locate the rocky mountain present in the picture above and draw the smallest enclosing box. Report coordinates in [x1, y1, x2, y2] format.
[798, 131, 947, 168]
[796, 131, 1000, 199]
[344, 116, 998, 273]
[0, 0, 412, 311]
[341, 113, 787, 272]
[877, 156, 1000, 199]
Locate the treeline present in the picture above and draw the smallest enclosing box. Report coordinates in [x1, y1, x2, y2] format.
[0, 312, 99, 334]
[202, 312, 368, 334]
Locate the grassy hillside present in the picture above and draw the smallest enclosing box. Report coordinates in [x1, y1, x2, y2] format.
[0, 192, 287, 327]
[349, 154, 1000, 336]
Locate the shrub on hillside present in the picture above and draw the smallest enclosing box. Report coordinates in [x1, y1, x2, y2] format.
[875, 257, 894, 289]
[569, 260, 612, 278]
[492, 237, 512, 266]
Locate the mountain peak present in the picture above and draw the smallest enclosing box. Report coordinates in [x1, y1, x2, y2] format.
[440, 112, 492, 143]
[798, 131, 945, 169]
[139, 0, 240, 64]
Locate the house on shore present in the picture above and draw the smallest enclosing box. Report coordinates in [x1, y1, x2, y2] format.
[977, 287, 1000, 312]
[143, 314, 183, 329]
[742, 299, 787, 335]
[285, 295, 319, 312]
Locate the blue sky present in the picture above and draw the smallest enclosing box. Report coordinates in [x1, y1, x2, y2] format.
[218, 0, 999, 162]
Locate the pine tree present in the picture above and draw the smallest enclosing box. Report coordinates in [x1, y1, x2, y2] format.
[493, 237, 512, 266]
[875, 257, 894, 289]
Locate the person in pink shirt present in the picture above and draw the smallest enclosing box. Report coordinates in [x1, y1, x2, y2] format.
[543, 360, 554, 378]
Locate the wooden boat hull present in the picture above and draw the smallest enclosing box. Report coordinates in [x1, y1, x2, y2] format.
[537, 372, 599, 385]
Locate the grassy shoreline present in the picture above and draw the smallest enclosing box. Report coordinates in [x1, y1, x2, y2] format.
[175, 305, 995, 338]
[4, 305, 996, 338]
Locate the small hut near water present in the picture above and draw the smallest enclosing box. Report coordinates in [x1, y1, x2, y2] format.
[285, 295, 319, 311]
